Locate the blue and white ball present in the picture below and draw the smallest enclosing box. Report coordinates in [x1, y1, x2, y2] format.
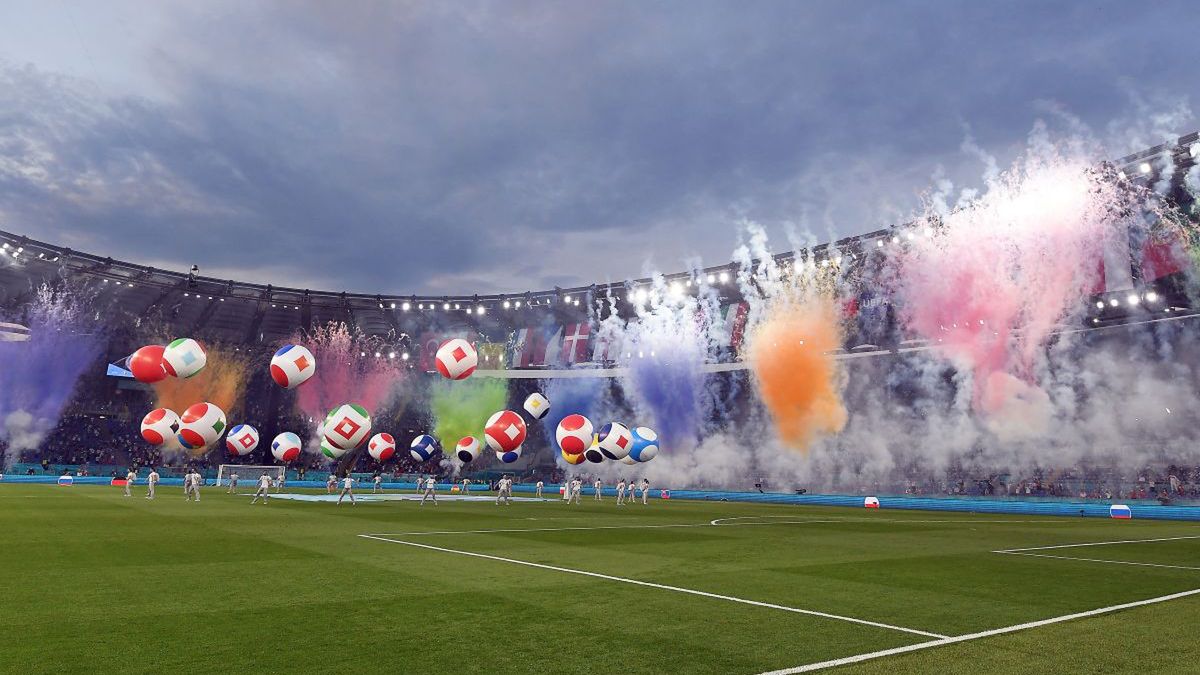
[410, 434, 440, 461]
[628, 426, 659, 462]
[496, 446, 523, 464]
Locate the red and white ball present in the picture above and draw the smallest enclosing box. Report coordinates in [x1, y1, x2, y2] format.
[140, 408, 180, 445]
[368, 433, 397, 461]
[162, 338, 207, 379]
[271, 432, 302, 462]
[484, 410, 527, 453]
[555, 414, 593, 456]
[456, 436, 482, 463]
[435, 338, 478, 380]
[225, 424, 259, 456]
[177, 402, 227, 450]
[270, 344, 316, 389]
[596, 421, 633, 460]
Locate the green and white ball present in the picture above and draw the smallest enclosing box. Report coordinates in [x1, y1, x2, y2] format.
[323, 403, 372, 450]
[162, 337, 207, 378]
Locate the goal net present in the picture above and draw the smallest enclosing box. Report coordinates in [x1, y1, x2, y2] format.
[217, 465, 287, 492]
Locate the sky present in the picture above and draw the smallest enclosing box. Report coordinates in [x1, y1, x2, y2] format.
[0, 0, 1196, 295]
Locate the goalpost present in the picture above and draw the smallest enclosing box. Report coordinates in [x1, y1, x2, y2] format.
[217, 465, 287, 492]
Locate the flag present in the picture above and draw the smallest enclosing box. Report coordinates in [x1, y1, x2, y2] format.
[716, 302, 749, 354]
[559, 322, 591, 364]
[509, 328, 546, 368]
[1140, 228, 1189, 281]
[541, 325, 563, 367]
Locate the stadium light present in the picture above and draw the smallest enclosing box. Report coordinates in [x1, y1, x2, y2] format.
[503, 300, 511, 309]
[1145, 291, 1158, 303]
[891, 236, 899, 244]
[1109, 298, 1119, 307]
[389, 302, 396, 309]
[877, 240, 883, 247]
[388, 352, 395, 359]
[476, 306, 485, 315]
[0, 243, 6, 249]
[1126, 293, 1140, 305]
[401, 352, 410, 360]
[453, 303, 460, 310]
[669, 282, 682, 298]
[360, 351, 366, 357]
[573, 299, 580, 306]
[563, 295, 571, 303]
[401, 302, 410, 311]
[443, 302, 450, 310]
[706, 274, 716, 283]
[1096, 301, 1105, 309]
[514, 300, 522, 308]
[718, 271, 730, 283]
[1139, 162, 1152, 174]
[634, 288, 649, 304]
[374, 352, 381, 358]
[418, 303, 424, 310]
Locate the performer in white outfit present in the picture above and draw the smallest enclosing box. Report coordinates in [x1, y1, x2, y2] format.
[461, 478, 470, 495]
[641, 478, 650, 504]
[250, 473, 272, 504]
[326, 474, 337, 494]
[593, 479, 603, 501]
[373, 474, 383, 493]
[227, 472, 239, 494]
[616, 479, 626, 505]
[421, 477, 437, 506]
[123, 469, 136, 497]
[496, 476, 512, 505]
[570, 478, 582, 505]
[190, 471, 202, 501]
[145, 469, 159, 500]
[337, 476, 356, 505]
[535, 480, 543, 498]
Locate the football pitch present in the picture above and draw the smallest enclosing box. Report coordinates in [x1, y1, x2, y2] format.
[4, 484, 1200, 674]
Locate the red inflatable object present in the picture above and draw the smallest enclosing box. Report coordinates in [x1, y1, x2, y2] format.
[129, 345, 167, 383]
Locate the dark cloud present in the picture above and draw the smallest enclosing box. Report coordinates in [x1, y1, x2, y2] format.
[0, 0, 1196, 293]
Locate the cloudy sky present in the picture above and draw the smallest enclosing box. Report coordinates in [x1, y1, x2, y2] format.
[0, 0, 1196, 295]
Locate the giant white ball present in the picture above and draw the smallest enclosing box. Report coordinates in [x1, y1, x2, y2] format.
[596, 421, 632, 460]
[456, 436, 481, 463]
[323, 403, 372, 450]
[555, 413, 593, 456]
[162, 337, 207, 379]
[410, 434, 440, 461]
[140, 408, 179, 446]
[270, 344, 316, 389]
[435, 338, 478, 380]
[629, 426, 659, 462]
[495, 446, 523, 464]
[177, 402, 227, 450]
[271, 432, 302, 462]
[523, 392, 550, 420]
[485, 410, 526, 453]
[368, 433, 397, 461]
[225, 424, 259, 456]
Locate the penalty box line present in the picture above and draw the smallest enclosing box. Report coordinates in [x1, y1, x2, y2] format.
[755, 587, 1200, 674]
[992, 534, 1200, 573]
[358, 534, 948, 639]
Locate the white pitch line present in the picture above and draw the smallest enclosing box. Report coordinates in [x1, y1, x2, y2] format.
[709, 515, 1081, 527]
[359, 534, 948, 639]
[994, 534, 1200, 554]
[756, 587, 1200, 674]
[363, 522, 721, 537]
[994, 551, 1200, 572]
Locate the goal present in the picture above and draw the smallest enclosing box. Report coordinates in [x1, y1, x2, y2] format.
[217, 465, 287, 492]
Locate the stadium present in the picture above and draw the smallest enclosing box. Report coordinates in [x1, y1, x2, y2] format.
[3, 4, 1200, 674]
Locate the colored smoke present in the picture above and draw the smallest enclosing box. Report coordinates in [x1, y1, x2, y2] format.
[746, 299, 846, 451]
[895, 131, 1130, 421]
[0, 285, 105, 465]
[293, 322, 406, 446]
[153, 345, 252, 418]
[429, 378, 507, 455]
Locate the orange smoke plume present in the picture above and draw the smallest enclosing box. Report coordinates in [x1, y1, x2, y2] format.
[152, 346, 252, 419]
[747, 300, 847, 451]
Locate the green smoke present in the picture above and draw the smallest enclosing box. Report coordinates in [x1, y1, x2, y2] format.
[429, 379, 509, 451]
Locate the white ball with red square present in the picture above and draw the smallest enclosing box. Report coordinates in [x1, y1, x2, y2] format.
[225, 424, 259, 456]
[435, 338, 478, 380]
[484, 410, 526, 453]
[596, 421, 633, 460]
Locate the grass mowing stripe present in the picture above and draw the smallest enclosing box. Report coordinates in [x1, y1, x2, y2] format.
[756, 587, 1200, 674]
[994, 534, 1200, 553]
[995, 551, 1200, 571]
[358, 534, 950, 639]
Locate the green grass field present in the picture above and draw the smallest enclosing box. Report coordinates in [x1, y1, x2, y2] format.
[3, 484, 1200, 674]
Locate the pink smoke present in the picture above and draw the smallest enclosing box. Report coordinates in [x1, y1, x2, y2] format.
[896, 144, 1132, 414]
[292, 323, 405, 423]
